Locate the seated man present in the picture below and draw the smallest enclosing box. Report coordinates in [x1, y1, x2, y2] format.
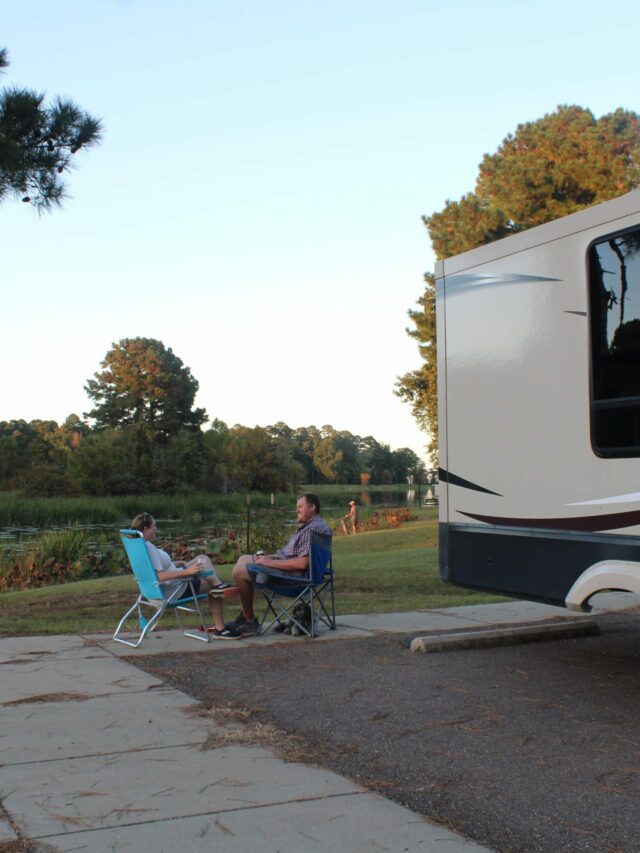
[226, 493, 332, 636]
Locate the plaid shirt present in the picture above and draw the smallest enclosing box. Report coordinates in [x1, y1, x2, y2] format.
[276, 515, 332, 561]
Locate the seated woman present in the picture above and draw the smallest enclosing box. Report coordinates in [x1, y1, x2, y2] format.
[131, 512, 240, 639]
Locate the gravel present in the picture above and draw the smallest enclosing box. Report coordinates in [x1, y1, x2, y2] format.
[131, 610, 640, 853]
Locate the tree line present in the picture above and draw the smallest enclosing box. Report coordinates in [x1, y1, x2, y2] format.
[0, 336, 427, 496]
[0, 416, 427, 496]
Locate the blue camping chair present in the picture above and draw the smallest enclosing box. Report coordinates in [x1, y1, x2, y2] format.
[113, 529, 212, 648]
[247, 531, 336, 638]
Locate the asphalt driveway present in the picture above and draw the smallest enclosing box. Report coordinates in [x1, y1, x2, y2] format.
[132, 608, 640, 853]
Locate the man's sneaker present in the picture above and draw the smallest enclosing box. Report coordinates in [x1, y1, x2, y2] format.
[240, 618, 260, 636]
[226, 611, 249, 629]
[209, 625, 242, 640]
[225, 612, 260, 636]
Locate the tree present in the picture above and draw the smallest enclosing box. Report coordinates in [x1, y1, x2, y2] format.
[0, 48, 102, 211]
[86, 338, 207, 436]
[85, 338, 207, 484]
[395, 275, 438, 462]
[427, 106, 640, 258]
[398, 105, 640, 463]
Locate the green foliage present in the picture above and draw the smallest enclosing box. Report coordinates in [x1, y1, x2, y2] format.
[0, 415, 426, 498]
[85, 338, 207, 436]
[0, 47, 102, 211]
[427, 105, 640, 260]
[35, 527, 89, 565]
[399, 104, 640, 462]
[395, 276, 438, 463]
[84, 338, 208, 491]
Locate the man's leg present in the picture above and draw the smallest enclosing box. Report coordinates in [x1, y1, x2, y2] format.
[232, 555, 255, 620]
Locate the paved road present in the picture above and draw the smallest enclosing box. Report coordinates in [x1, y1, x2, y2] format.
[134, 608, 640, 853]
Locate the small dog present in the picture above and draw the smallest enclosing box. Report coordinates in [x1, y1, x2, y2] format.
[274, 601, 313, 636]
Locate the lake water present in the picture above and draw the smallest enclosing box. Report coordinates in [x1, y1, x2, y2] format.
[0, 487, 438, 554]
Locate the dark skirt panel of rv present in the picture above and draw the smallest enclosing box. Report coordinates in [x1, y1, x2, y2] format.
[440, 523, 640, 607]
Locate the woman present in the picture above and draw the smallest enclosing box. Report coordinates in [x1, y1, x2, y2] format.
[130, 512, 240, 639]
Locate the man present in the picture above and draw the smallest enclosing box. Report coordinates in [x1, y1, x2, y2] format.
[341, 500, 358, 534]
[226, 493, 332, 635]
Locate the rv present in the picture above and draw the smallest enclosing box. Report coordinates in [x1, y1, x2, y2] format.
[436, 189, 640, 610]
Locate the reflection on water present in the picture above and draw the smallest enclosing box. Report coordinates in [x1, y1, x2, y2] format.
[355, 488, 438, 509]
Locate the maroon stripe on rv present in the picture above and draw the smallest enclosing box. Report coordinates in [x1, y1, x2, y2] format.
[457, 508, 640, 532]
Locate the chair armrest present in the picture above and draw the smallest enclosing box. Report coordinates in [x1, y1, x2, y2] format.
[247, 564, 310, 585]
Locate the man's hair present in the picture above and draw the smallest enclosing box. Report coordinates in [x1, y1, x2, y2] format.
[131, 512, 155, 532]
[300, 493, 320, 514]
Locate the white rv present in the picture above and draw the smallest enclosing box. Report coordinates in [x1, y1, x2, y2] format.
[436, 189, 640, 610]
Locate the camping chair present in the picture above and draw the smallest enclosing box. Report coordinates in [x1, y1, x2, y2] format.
[247, 531, 336, 638]
[113, 529, 212, 648]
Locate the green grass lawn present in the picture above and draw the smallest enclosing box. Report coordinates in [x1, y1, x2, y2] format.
[0, 508, 507, 636]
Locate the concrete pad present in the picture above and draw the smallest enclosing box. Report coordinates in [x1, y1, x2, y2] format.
[589, 591, 640, 612]
[0, 689, 208, 766]
[0, 633, 112, 663]
[338, 611, 485, 633]
[90, 625, 373, 657]
[4, 744, 361, 838]
[0, 653, 163, 703]
[0, 817, 17, 844]
[410, 619, 600, 653]
[437, 600, 582, 626]
[36, 791, 490, 852]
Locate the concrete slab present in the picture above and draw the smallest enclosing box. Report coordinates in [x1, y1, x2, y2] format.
[4, 744, 361, 837]
[36, 791, 489, 852]
[89, 625, 373, 657]
[589, 591, 640, 612]
[0, 653, 163, 703]
[0, 816, 17, 844]
[0, 689, 209, 766]
[0, 633, 112, 663]
[338, 611, 486, 633]
[436, 600, 581, 626]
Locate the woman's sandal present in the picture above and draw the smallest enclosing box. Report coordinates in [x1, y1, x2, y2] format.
[208, 582, 239, 599]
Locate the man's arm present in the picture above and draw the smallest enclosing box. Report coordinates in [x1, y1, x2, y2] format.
[254, 554, 309, 573]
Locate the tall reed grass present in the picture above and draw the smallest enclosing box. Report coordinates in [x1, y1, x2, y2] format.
[0, 491, 295, 527]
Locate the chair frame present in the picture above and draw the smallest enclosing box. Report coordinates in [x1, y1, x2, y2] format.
[113, 529, 212, 648]
[247, 531, 336, 638]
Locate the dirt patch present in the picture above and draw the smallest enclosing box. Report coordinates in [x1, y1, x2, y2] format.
[1, 691, 93, 707]
[186, 699, 341, 765]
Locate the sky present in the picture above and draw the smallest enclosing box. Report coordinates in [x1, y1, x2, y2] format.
[2, 0, 639, 462]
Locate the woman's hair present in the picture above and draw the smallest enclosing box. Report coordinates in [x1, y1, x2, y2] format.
[300, 492, 320, 514]
[131, 512, 155, 532]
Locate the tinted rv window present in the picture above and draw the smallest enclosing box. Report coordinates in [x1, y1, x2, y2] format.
[589, 227, 640, 455]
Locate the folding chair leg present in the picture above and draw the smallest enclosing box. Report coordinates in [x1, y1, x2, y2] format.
[174, 601, 211, 643]
[113, 598, 160, 648]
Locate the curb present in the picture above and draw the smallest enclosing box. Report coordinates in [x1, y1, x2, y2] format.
[410, 619, 600, 653]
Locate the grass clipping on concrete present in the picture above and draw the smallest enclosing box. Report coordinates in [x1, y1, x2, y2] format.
[191, 701, 346, 767]
[0, 508, 506, 636]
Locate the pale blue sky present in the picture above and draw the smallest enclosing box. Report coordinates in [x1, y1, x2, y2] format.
[2, 0, 639, 459]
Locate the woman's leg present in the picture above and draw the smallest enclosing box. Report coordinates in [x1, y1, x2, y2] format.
[186, 554, 221, 582]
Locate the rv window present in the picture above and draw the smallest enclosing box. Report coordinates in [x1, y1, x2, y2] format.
[589, 227, 640, 456]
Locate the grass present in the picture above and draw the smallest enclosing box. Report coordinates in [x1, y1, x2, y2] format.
[0, 507, 507, 636]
